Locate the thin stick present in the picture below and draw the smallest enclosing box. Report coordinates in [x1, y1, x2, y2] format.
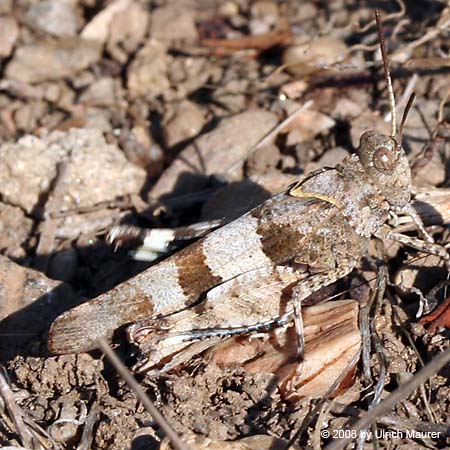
[77, 402, 98, 450]
[97, 338, 190, 450]
[375, 10, 397, 138]
[0, 367, 33, 448]
[398, 92, 416, 143]
[325, 345, 450, 450]
[34, 161, 69, 273]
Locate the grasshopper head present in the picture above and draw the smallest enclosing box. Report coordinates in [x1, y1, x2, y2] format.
[357, 130, 411, 207]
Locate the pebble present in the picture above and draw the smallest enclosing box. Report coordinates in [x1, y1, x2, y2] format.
[5, 39, 102, 84]
[0, 128, 146, 213]
[0, 255, 77, 358]
[150, 109, 278, 198]
[78, 77, 119, 106]
[26, 0, 78, 37]
[127, 40, 170, 99]
[283, 36, 348, 77]
[0, 203, 33, 259]
[106, 2, 149, 63]
[163, 100, 205, 147]
[0, 16, 18, 58]
[151, 4, 198, 41]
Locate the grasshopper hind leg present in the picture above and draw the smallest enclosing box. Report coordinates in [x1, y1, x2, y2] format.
[132, 266, 353, 375]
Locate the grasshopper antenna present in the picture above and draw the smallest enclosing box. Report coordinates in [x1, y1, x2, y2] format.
[375, 9, 397, 139]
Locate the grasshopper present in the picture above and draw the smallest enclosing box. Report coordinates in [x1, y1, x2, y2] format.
[48, 12, 449, 375]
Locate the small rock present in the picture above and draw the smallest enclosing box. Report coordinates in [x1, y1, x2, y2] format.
[317, 146, 350, 166]
[218, 2, 239, 17]
[127, 40, 170, 99]
[0, 0, 12, 14]
[14, 100, 48, 133]
[26, 0, 78, 37]
[150, 109, 278, 199]
[304, 146, 350, 176]
[282, 108, 335, 144]
[246, 144, 280, 176]
[295, 2, 317, 21]
[249, 1, 279, 35]
[48, 394, 81, 442]
[0, 255, 77, 357]
[78, 77, 119, 106]
[350, 111, 390, 149]
[413, 157, 446, 187]
[81, 0, 131, 43]
[168, 56, 211, 98]
[0, 128, 146, 213]
[283, 36, 348, 77]
[251, 172, 298, 194]
[280, 80, 308, 99]
[77, 106, 113, 132]
[0, 203, 33, 259]
[120, 125, 164, 176]
[106, 2, 149, 63]
[5, 39, 102, 84]
[212, 79, 249, 113]
[0, 16, 19, 58]
[151, 5, 198, 41]
[332, 97, 364, 120]
[163, 100, 205, 147]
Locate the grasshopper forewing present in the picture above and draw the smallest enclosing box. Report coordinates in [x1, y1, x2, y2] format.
[48, 11, 449, 373]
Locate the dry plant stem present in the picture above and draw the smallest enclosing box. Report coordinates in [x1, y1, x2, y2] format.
[224, 101, 313, 175]
[438, 87, 450, 123]
[312, 402, 332, 450]
[35, 161, 69, 273]
[0, 368, 32, 448]
[325, 345, 450, 450]
[389, 303, 437, 422]
[77, 402, 98, 450]
[356, 0, 405, 33]
[201, 29, 293, 51]
[392, 6, 450, 61]
[22, 414, 61, 450]
[97, 338, 190, 450]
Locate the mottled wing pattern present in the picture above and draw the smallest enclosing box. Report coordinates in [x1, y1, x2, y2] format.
[49, 192, 363, 355]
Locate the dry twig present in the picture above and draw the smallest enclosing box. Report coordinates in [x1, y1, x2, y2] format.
[325, 346, 450, 450]
[97, 338, 190, 450]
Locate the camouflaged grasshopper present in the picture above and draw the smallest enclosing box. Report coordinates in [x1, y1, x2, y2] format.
[48, 12, 449, 374]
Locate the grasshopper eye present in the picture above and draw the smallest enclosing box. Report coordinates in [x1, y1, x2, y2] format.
[373, 146, 397, 173]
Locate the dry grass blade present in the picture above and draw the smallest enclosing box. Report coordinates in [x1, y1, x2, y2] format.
[325, 345, 450, 450]
[76, 402, 98, 450]
[0, 367, 33, 448]
[97, 338, 190, 450]
[34, 161, 70, 274]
